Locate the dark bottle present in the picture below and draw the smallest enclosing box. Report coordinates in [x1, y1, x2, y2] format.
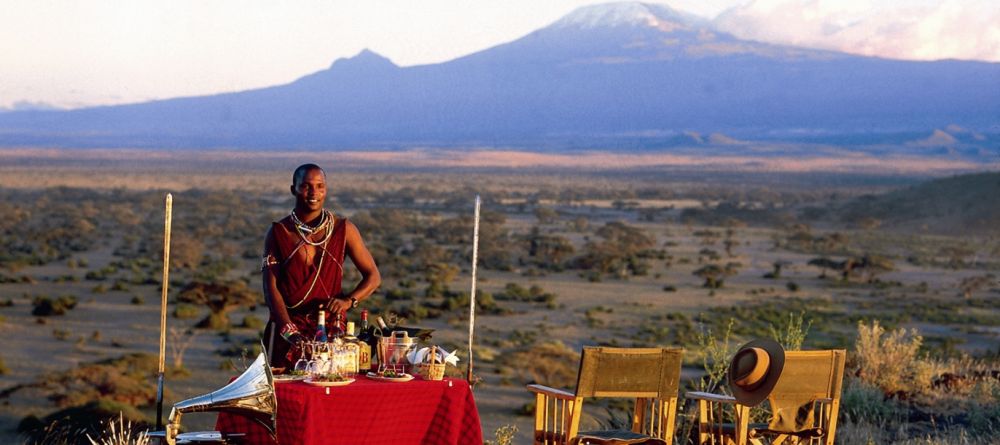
[357, 310, 378, 371]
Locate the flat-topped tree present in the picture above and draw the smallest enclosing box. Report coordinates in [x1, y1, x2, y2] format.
[177, 280, 258, 329]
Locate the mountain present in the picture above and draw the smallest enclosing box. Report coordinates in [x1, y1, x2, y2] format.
[0, 2, 998, 150]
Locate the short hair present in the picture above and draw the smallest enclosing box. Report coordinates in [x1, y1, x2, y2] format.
[292, 164, 326, 187]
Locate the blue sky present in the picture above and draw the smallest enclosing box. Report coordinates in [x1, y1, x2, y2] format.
[1, 0, 997, 110]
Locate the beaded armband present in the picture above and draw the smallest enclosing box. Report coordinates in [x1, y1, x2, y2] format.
[279, 323, 299, 341]
[261, 253, 278, 271]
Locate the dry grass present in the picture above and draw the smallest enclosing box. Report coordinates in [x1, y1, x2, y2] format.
[855, 320, 927, 394]
[86, 414, 150, 445]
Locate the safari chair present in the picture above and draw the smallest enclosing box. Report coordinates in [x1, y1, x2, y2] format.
[526, 347, 684, 445]
[686, 349, 846, 445]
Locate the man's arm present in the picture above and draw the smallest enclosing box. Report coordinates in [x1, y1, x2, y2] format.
[329, 220, 381, 314]
[262, 227, 298, 342]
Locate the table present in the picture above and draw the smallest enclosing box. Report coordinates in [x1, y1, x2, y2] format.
[215, 376, 483, 445]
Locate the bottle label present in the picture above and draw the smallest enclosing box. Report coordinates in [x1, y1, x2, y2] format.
[358, 343, 371, 371]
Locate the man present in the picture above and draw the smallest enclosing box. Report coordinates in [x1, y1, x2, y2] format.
[261, 164, 381, 368]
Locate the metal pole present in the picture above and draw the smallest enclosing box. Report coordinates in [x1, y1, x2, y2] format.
[466, 195, 481, 384]
[156, 193, 172, 430]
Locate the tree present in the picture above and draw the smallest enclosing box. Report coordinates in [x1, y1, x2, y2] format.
[859, 254, 895, 283]
[177, 281, 259, 329]
[521, 227, 575, 270]
[693, 264, 731, 289]
[574, 221, 654, 278]
[763, 260, 792, 279]
[808, 257, 841, 279]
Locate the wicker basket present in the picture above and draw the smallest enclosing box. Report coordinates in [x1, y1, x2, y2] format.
[415, 362, 446, 380]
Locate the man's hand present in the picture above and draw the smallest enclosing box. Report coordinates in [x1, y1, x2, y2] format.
[327, 297, 353, 314]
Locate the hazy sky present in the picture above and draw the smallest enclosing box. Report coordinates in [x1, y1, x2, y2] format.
[2, 0, 997, 109]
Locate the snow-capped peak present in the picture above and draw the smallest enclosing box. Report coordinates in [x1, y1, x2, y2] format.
[552, 2, 704, 30]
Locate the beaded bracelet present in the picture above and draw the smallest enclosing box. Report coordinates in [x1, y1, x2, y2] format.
[279, 323, 299, 341]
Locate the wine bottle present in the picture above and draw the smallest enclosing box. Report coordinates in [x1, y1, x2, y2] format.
[330, 311, 346, 339]
[344, 321, 370, 373]
[314, 310, 328, 343]
[358, 310, 377, 372]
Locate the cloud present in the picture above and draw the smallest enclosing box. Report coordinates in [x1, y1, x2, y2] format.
[713, 0, 1000, 62]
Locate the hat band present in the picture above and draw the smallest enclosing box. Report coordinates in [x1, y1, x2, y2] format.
[734, 348, 769, 388]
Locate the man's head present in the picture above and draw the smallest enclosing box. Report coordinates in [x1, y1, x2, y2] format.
[290, 164, 327, 214]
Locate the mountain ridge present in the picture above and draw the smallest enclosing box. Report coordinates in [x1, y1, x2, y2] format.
[0, 1, 997, 152]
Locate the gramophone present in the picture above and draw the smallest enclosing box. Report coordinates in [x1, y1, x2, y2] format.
[147, 352, 277, 444]
[150, 195, 276, 444]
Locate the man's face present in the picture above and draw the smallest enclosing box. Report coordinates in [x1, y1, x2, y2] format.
[291, 168, 327, 213]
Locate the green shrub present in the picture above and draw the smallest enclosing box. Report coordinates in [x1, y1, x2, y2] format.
[130, 295, 144, 305]
[31, 295, 78, 316]
[173, 303, 200, 319]
[241, 314, 265, 330]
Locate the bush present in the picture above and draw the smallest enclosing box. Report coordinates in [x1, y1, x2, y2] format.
[32, 295, 78, 316]
[173, 303, 200, 319]
[786, 281, 800, 292]
[242, 314, 265, 330]
[130, 295, 144, 305]
[854, 320, 926, 394]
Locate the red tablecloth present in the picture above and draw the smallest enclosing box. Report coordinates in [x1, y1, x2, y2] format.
[215, 376, 483, 445]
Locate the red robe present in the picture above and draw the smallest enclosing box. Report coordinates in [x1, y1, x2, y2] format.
[263, 215, 347, 367]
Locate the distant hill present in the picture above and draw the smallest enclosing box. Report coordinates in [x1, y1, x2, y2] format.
[0, 2, 998, 150]
[839, 172, 1000, 235]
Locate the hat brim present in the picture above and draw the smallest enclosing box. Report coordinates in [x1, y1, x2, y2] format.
[728, 338, 785, 406]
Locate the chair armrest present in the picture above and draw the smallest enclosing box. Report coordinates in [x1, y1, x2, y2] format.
[685, 391, 738, 404]
[527, 384, 577, 401]
[814, 397, 834, 404]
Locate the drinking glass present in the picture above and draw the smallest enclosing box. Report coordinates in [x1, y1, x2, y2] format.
[293, 341, 313, 374]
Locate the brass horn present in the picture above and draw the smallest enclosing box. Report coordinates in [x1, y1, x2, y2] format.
[149, 352, 277, 444]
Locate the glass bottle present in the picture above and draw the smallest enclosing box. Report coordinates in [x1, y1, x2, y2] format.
[313, 310, 328, 343]
[345, 321, 371, 373]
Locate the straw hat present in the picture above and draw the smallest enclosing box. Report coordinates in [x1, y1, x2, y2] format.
[728, 339, 785, 406]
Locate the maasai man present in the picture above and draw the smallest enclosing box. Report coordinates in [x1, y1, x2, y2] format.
[261, 164, 381, 368]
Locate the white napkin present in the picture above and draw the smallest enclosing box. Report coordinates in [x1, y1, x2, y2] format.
[406, 346, 461, 366]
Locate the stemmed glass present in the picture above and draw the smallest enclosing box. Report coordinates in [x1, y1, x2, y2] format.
[294, 341, 313, 375]
[309, 342, 332, 376]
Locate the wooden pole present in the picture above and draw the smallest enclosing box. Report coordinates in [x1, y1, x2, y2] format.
[156, 193, 172, 430]
[466, 195, 481, 384]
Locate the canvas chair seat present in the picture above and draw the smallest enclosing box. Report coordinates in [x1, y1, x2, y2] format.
[527, 347, 684, 445]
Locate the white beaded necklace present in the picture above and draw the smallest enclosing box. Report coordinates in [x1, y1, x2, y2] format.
[290, 209, 334, 247]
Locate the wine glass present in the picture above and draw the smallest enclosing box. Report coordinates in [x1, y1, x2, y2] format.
[310, 342, 331, 376]
[293, 341, 313, 375]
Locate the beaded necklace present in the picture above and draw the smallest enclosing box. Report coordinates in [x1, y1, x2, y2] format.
[290, 209, 334, 246]
[285, 209, 336, 309]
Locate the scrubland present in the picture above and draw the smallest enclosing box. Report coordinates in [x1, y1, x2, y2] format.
[0, 152, 997, 444]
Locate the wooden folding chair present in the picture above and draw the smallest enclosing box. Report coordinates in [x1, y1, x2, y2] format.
[687, 349, 846, 445]
[527, 347, 684, 445]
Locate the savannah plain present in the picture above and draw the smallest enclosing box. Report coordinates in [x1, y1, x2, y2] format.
[0, 149, 998, 444]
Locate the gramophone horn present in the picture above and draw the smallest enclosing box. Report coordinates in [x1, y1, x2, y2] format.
[151, 352, 276, 444]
